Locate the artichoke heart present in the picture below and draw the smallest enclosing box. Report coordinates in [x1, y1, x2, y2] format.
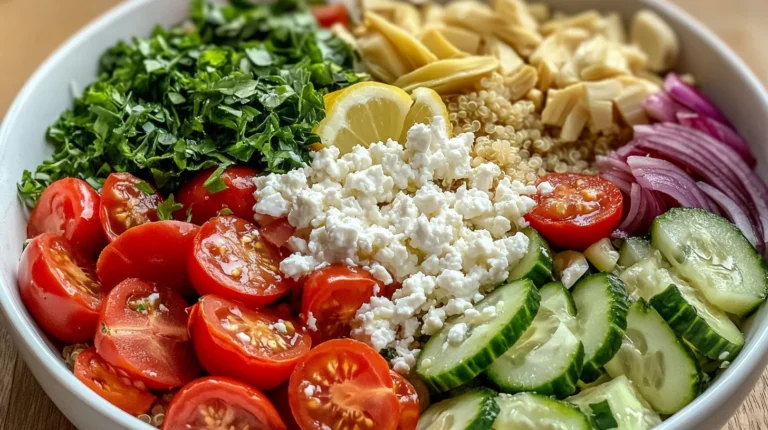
[484, 37, 524, 75]
[421, 29, 467, 59]
[356, 32, 410, 84]
[365, 12, 437, 70]
[424, 24, 482, 55]
[504, 64, 538, 101]
[393, 56, 500, 94]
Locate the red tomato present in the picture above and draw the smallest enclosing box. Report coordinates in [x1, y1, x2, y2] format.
[188, 216, 292, 307]
[18, 233, 102, 342]
[27, 178, 105, 257]
[99, 172, 164, 241]
[94, 278, 200, 390]
[96, 220, 199, 294]
[176, 166, 258, 225]
[74, 347, 156, 415]
[301, 265, 378, 344]
[312, 4, 349, 28]
[288, 339, 399, 430]
[162, 376, 286, 430]
[390, 370, 420, 430]
[526, 173, 624, 250]
[260, 218, 296, 249]
[267, 384, 301, 430]
[188, 295, 311, 391]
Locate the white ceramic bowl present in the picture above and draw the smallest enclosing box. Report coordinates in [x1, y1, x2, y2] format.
[2, 0, 768, 428]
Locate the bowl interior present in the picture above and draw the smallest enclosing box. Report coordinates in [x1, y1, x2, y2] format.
[1, 0, 767, 428]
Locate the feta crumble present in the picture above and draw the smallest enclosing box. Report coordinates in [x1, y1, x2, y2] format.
[254, 118, 539, 373]
[306, 312, 318, 332]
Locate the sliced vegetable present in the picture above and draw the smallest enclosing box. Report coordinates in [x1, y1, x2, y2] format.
[604, 300, 702, 414]
[567, 375, 662, 430]
[554, 251, 590, 289]
[506, 227, 553, 286]
[663, 73, 730, 125]
[585, 238, 620, 273]
[99, 172, 164, 241]
[417, 388, 499, 430]
[572, 273, 630, 382]
[391, 370, 420, 430]
[617, 237, 652, 268]
[676, 112, 755, 167]
[417, 279, 540, 392]
[176, 166, 259, 225]
[487, 282, 583, 397]
[492, 392, 590, 430]
[651, 208, 768, 316]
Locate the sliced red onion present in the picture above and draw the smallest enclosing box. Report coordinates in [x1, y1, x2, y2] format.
[697, 181, 761, 248]
[664, 73, 731, 125]
[600, 170, 632, 195]
[627, 156, 715, 212]
[676, 112, 756, 167]
[618, 183, 647, 233]
[644, 91, 693, 123]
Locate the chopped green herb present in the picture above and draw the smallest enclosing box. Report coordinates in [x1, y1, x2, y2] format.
[18, 0, 367, 207]
[186, 204, 195, 222]
[589, 400, 618, 430]
[218, 207, 234, 216]
[136, 304, 147, 313]
[135, 181, 155, 195]
[157, 194, 184, 220]
[204, 166, 229, 194]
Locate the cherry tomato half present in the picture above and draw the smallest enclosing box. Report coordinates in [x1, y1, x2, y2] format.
[260, 218, 296, 249]
[312, 4, 349, 28]
[99, 172, 164, 241]
[188, 295, 311, 391]
[176, 166, 259, 225]
[267, 384, 301, 430]
[74, 347, 156, 415]
[301, 265, 378, 345]
[526, 173, 623, 250]
[18, 233, 102, 343]
[390, 370, 420, 430]
[188, 216, 291, 307]
[27, 178, 105, 257]
[96, 220, 199, 295]
[94, 278, 200, 390]
[162, 376, 286, 430]
[288, 339, 399, 430]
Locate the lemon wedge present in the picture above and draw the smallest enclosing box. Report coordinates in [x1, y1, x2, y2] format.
[316, 82, 413, 154]
[400, 87, 452, 142]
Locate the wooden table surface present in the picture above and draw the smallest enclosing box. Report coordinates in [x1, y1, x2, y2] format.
[2, 0, 768, 428]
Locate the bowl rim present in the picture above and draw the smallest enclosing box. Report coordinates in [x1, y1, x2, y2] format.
[1, 0, 768, 428]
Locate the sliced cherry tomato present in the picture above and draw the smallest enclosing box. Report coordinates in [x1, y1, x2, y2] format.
[99, 172, 164, 241]
[312, 4, 349, 28]
[390, 370, 420, 430]
[188, 295, 311, 391]
[18, 233, 102, 342]
[74, 347, 156, 415]
[260, 218, 296, 249]
[27, 178, 105, 257]
[162, 376, 286, 430]
[96, 220, 199, 294]
[526, 173, 624, 250]
[94, 278, 200, 390]
[176, 166, 258, 225]
[288, 339, 398, 430]
[301, 265, 378, 344]
[188, 216, 292, 307]
[267, 384, 301, 430]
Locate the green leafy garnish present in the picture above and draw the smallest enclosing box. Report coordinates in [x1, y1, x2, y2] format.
[588, 400, 618, 430]
[157, 194, 184, 220]
[204, 166, 229, 194]
[136, 181, 155, 195]
[136, 304, 147, 313]
[18, 0, 366, 207]
[218, 207, 234, 216]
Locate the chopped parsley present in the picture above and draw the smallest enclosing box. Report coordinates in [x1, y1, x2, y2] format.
[135, 181, 155, 195]
[18, 0, 366, 207]
[157, 194, 184, 220]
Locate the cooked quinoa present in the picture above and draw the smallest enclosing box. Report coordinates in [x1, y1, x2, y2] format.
[446, 73, 632, 183]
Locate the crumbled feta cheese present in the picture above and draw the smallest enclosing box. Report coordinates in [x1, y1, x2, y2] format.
[304, 384, 316, 397]
[253, 118, 537, 372]
[235, 332, 251, 344]
[273, 320, 288, 334]
[447, 323, 469, 347]
[147, 293, 160, 305]
[158, 304, 169, 313]
[537, 181, 555, 196]
[306, 312, 318, 332]
[230, 307, 243, 318]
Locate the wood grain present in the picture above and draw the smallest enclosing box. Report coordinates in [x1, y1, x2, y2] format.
[1, 0, 767, 429]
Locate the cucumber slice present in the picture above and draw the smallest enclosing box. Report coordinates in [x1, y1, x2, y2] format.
[417, 388, 499, 430]
[572, 273, 630, 382]
[618, 251, 670, 301]
[577, 369, 612, 391]
[486, 283, 583, 397]
[618, 238, 653, 268]
[585, 238, 620, 273]
[555, 251, 591, 289]
[492, 393, 590, 430]
[651, 208, 768, 316]
[567, 375, 662, 430]
[508, 228, 553, 286]
[417, 279, 540, 392]
[604, 299, 702, 415]
[651, 282, 744, 361]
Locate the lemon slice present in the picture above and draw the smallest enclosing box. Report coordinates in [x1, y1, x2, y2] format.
[316, 82, 413, 154]
[399, 87, 452, 142]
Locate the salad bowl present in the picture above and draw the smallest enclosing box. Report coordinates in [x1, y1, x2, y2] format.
[1, 0, 768, 429]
